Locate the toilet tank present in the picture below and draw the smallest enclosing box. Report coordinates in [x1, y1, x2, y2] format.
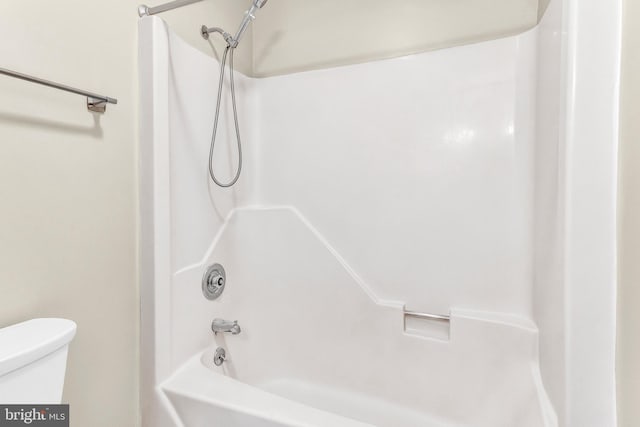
[0, 318, 76, 404]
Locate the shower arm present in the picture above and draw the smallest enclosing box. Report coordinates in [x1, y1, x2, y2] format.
[201, 26, 235, 46]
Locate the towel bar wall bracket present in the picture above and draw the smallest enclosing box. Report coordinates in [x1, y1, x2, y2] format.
[87, 97, 109, 113]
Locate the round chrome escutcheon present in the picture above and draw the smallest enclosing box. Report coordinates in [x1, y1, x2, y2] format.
[202, 263, 226, 300]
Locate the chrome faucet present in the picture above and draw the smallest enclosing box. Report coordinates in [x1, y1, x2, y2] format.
[211, 318, 241, 335]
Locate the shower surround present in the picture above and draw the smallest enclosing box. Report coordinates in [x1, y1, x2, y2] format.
[139, 0, 619, 425]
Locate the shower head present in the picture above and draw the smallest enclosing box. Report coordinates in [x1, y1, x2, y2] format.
[230, 0, 269, 47]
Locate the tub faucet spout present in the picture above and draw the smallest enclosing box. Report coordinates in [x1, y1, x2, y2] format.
[212, 318, 241, 335]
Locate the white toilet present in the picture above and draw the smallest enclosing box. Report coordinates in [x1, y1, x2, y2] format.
[0, 318, 76, 403]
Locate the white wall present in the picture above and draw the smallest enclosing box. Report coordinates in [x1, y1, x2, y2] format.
[538, 0, 552, 19]
[534, 0, 566, 422]
[561, 0, 620, 424]
[138, 16, 259, 426]
[618, 0, 640, 424]
[255, 34, 537, 317]
[251, 0, 547, 76]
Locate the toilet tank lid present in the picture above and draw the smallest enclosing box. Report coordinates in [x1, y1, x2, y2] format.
[0, 318, 77, 377]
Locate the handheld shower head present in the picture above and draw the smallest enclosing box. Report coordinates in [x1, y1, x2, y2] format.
[230, 0, 268, 47]
[203, 0, 269, 188]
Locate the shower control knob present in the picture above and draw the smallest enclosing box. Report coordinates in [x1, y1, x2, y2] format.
[202, 263, 226, 300]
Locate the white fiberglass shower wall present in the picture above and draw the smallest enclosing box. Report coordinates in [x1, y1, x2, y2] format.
[139, 0, 620, 426]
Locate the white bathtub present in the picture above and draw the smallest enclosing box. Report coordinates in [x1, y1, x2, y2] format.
[162, 349, 449, 427]
[159, 290, 555, 427]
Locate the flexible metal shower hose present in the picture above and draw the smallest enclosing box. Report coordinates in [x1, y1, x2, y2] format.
[209, 45, 242, 188]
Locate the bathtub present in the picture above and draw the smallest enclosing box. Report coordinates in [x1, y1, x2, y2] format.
[162, 330, 551, 427]
[159, 284, 555, 427]
[161, 348, 448, 427]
